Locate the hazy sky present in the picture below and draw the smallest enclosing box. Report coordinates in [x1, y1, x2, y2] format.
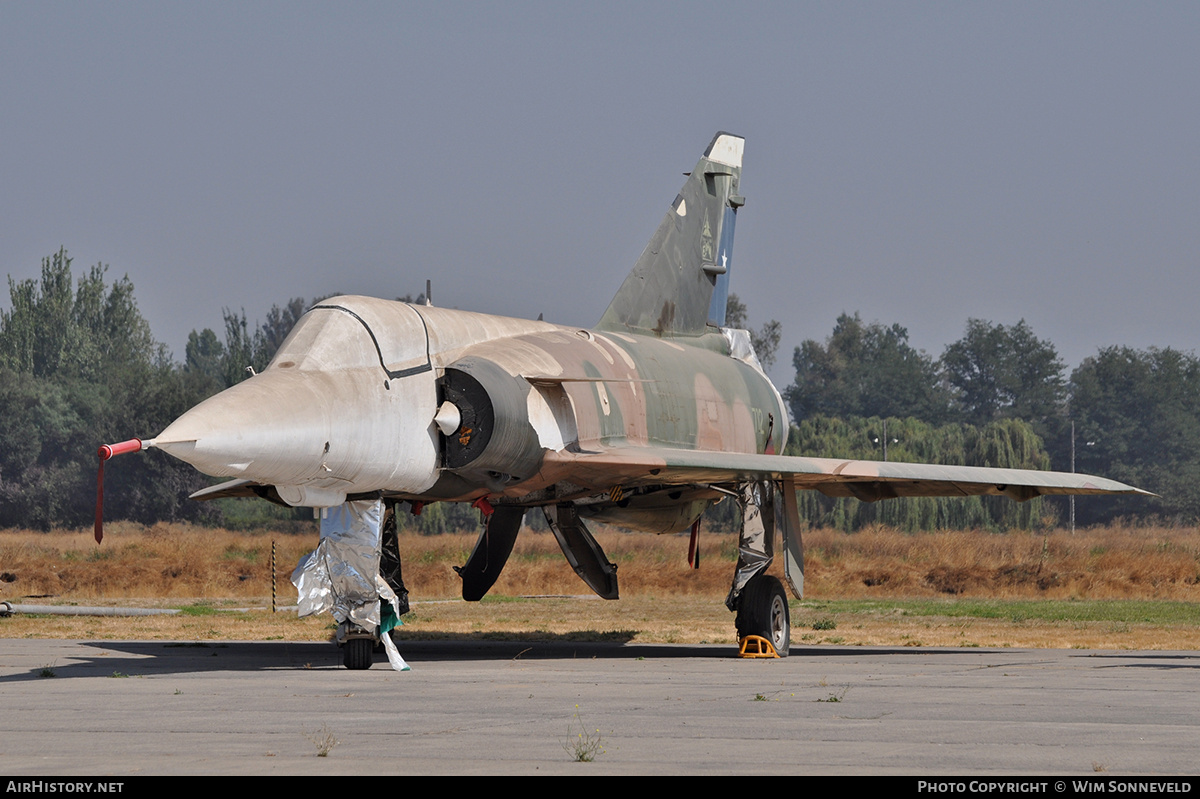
[3, 2, 1197, 384]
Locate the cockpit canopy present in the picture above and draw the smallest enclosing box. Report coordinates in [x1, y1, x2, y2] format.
[268, 297, 430, 375]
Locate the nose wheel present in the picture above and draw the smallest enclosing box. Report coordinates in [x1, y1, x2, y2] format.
[338, 619, 377, 670]
[735, 574, 790, 657]
[342, 636, 375, 669]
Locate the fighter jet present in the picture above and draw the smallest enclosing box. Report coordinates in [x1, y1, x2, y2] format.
[99, 132, 1147, 665]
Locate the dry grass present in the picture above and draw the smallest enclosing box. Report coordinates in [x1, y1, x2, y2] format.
[801, 523, 1200, 601]
[1, 521, 1198, 649]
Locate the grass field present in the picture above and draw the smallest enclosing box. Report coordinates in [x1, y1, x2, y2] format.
[1, 521, 1198, 650]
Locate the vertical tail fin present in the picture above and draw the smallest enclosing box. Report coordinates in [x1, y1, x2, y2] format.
[597, 132, 745, 338]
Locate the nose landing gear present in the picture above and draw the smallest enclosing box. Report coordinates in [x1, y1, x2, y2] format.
[341, 629, 376, 670]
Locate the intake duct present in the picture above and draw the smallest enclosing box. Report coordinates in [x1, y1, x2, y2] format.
[439, 357, 543, 486]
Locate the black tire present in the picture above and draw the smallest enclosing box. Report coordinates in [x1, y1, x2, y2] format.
[343, 637, 374, 670]
[735, 574, 790, 657]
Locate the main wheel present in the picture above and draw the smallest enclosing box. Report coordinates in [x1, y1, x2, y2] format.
[343, 637, 374, 670]
[735, 574, 790, 657]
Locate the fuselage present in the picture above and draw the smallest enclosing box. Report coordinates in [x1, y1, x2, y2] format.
[153, 296, 788, 509]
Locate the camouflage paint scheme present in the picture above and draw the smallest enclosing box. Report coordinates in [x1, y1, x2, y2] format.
[147, 133, 1147, 650]
[159, 132, 1143, 514]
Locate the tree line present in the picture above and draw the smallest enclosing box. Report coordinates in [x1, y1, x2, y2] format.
[781, 312, 1200, 528]
[0, 250, 307, 530]
[1, 251, 1195, 531]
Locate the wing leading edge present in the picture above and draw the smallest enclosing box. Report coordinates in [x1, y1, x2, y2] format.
[540, 447, 1152, 503]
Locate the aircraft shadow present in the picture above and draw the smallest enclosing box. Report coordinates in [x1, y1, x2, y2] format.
[0, 638, 1044, 682]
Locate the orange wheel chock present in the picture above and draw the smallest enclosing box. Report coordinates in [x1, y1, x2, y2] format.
[738, 635, 779, 659]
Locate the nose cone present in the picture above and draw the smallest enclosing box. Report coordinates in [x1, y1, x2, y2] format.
[155, 371, 333, 482]
[154, 366, 442, 499]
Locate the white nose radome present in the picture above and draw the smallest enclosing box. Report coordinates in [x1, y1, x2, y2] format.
[155, 370, 337, 482]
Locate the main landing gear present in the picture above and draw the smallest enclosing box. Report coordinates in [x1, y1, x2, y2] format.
[727, 479, 803, 658]
[734, 574, 790, 657]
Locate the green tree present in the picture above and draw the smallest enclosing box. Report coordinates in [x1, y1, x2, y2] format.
[219, 308, 264, 387]
[184, 328, 225, 391]
[0, 248, 159, 382]
[941, 319, 1066, 436]
[1066, 346, 1200, 524]
[0, 250, 215, 529]
[786, 416, 1053, 531]
[0, 371, 89, 528]
[187, 297, 315, 390]
[786, 313, 949, 424]
[260, 297, 309, 361]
